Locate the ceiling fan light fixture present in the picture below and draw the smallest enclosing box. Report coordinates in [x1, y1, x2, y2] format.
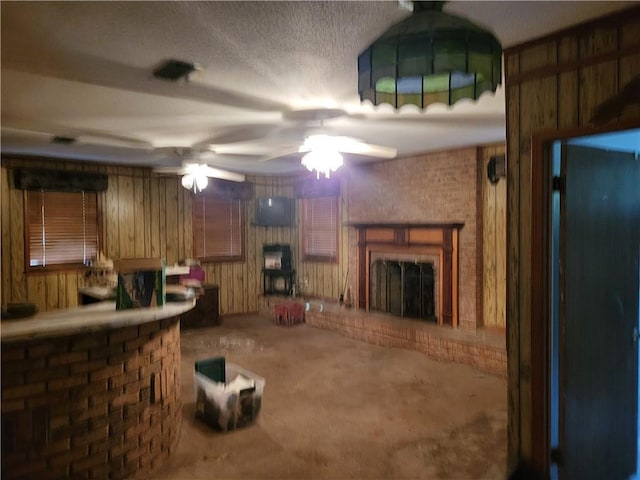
[195, 174, 208, 191]
[357, 1, 502, 109]
[181, 170, 208, 192]
[301, 149, 344, 179]
[181, 173, 194, 190]
[300, 134, 353, 153]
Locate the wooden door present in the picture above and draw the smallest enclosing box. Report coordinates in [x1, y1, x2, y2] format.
[560, 144, 639, 479]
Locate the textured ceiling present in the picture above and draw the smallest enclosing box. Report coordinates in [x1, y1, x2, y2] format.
[1, 1, 636, 176]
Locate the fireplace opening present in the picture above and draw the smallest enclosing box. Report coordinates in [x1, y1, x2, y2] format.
[369, 260, 435, 322]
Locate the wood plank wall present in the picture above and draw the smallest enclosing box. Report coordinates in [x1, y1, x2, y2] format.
[503, 6, 640, 470]
[0, 159, 348, 316]
[1, 142, 502, 323]
[481, 144, 507, 329]
[1, 158, 193, 313]
[243, 175, 349, 313]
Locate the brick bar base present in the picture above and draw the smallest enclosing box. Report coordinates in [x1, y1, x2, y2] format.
[1, 317, 181, 479]
[260, 296, 506, 377]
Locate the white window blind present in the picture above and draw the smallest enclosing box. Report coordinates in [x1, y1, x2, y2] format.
[193, 196, 244, 261]
[26, 190, 99, 269]
[302, 196, 338, 262]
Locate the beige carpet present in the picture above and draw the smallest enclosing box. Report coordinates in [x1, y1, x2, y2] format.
[151, 315, 508, 480]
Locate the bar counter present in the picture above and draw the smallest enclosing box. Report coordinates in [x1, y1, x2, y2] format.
[1, 300, 193, 342]
[1, 300, 194, 479]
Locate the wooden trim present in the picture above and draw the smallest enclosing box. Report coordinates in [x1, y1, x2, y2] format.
[349, 222, 464, 229]
[191, 196, 245, 263]
[505, 43, 640, 87]
[529, 120, 640, 474]
[530, 134, 551, 474]
[476, 147, 484, 328]
[452, 228, 459, 328]
[23, 190, 103, 274]
[504, 5, 640, 56]
[357, 228, 367, 310]
[532, 117, 640, 144]
[301, 196, 339, 263]
[354, 224, 462, 327]
[441, 228, 453, 327]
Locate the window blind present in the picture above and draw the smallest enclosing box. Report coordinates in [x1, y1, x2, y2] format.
[302, 196, 338, 262]
[26, 190, 99, 268]
[193, 196, 244, 261]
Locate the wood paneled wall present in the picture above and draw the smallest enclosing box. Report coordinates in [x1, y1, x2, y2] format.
[0, 159, 348, 316]
[1, 141, 503, 323]
[242, 175, 349, 313]
[503, 6, 640, 471]
[481, 144, 507, 329]
[1, 158, 193, 313]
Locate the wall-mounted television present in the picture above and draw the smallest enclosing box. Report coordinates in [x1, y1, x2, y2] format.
[255, 196, 293, 227]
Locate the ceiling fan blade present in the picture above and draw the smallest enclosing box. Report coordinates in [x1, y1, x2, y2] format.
[152, 164, 245, 182]
[299, 135, 397, 159]
[152, 166, 188, 175]
[1, 125, 153, 150]
[195, 124, 284, 146]
[200, 165, 246, 182]
[257, 148, 301, 163]
[335, 141, 397, 159]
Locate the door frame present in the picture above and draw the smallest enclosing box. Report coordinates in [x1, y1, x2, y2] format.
[529, 118, 640, 474]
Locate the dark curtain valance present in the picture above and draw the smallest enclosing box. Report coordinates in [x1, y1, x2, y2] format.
[294, 177, 341, 198]
[198, 178, 253, 200]
[13, 168, 108, 192]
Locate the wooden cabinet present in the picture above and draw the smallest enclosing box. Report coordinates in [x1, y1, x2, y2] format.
[181, 284, 220, 329]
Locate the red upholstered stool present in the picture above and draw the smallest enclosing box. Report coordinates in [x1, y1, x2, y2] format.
[273, 303, 289, 326]
[287, 302, 304, 325]
[272, 302, 304, 326]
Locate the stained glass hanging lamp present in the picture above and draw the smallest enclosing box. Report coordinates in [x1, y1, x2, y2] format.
[357, 1, 502, 109]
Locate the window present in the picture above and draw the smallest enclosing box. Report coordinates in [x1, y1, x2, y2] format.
[193, 196, 244, 262]
[26, 190, 100, 270]
[302, 196, 338, 262]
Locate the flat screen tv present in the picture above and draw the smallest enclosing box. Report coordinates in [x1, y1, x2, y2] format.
[255, 196, 293, 227]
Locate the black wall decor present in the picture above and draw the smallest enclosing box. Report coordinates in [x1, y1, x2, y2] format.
[13, 168, 108, 192]
[487, 154, 506, 185]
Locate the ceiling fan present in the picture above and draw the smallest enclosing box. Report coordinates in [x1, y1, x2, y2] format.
[199, 108, 398, 177]
[0, 126, 247, 186]
[150, 147, 246, 191]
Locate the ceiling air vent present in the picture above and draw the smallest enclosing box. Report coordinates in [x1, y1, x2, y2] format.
[152, 59, 197, 81]
[52, 136, 76, 145]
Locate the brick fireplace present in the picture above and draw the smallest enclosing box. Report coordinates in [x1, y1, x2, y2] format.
[353, 223, 463, 327]
[260, 220, 507, 376]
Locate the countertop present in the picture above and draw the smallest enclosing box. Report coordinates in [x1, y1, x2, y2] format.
[78, 286, 116, 300]
[1, 300, 195, 343]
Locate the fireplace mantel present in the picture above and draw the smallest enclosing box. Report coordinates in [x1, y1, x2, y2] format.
[352, 223, 464, 327]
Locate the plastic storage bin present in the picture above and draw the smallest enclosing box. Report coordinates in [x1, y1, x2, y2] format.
[194, 357, 265, 431]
